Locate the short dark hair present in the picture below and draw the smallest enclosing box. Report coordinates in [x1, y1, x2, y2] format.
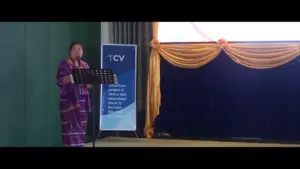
[69, 41, 84, 51]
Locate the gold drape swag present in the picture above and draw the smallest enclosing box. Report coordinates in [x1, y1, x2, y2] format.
[144, 22, 300, 138]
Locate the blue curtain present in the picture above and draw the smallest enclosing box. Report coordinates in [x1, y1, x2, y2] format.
[156, 50, 300, 141]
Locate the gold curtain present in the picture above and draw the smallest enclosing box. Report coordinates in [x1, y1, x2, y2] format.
[144, 22, 300, 138]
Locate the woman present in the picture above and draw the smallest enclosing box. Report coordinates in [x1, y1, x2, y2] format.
[56, 41, 91, 147]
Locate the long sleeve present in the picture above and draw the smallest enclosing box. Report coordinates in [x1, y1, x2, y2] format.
[56, 61, 71, 87]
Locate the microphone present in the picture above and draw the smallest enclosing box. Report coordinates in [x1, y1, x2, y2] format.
[77, 56, 81, 69]
[113, 74, 118, 84]
[69, 74, 74, 84]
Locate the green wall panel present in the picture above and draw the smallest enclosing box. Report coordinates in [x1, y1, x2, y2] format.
[0, 23, 26, 146]
[0, 22, 100, 146]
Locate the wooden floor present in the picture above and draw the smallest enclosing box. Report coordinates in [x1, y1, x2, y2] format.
[84, 137, 300, 147]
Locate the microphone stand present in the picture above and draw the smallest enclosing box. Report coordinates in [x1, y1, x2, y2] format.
[77, 57, 96, 147]
[77, 58, 81, 69]
[72, 67, 114, 148]
[91, 85, 96, 148]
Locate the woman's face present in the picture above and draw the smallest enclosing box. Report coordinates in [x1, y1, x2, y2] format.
[70, 44, 83, 60]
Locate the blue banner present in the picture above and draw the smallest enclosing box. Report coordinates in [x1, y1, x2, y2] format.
[100, 44, 137, 131]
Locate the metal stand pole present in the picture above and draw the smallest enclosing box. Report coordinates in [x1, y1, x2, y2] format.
[134, 131, 139, 138]
[92, 86, 96, 148]
[97, 130, 102, 140]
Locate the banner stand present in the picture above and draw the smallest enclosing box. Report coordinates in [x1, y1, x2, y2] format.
[96, 130, 139, 140]
[97, 44, 138, 141]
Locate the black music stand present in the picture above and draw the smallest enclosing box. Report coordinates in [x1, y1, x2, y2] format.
[71, 68, 116, 148]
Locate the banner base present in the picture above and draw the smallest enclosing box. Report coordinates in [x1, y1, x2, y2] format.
[96, 130, 139, 140]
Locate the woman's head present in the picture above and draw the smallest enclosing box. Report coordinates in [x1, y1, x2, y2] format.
[69, 41, 84, 60]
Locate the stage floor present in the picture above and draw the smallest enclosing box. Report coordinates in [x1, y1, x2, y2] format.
[84, 137, 300, 147]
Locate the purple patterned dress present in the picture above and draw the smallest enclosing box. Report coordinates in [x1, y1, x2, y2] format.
[56, 58, 91, 147]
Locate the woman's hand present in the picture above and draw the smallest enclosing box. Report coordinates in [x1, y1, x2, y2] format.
[63, 75, 72, 85]
[85, 84, 92, 89]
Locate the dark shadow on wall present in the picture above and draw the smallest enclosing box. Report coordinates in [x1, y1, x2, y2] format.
[107, 22, 152, 138]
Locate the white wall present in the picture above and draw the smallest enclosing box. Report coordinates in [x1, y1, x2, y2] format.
[101, 22, 112, 43]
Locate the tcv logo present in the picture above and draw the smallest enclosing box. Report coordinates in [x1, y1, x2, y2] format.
[107, 54, 125, 62]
